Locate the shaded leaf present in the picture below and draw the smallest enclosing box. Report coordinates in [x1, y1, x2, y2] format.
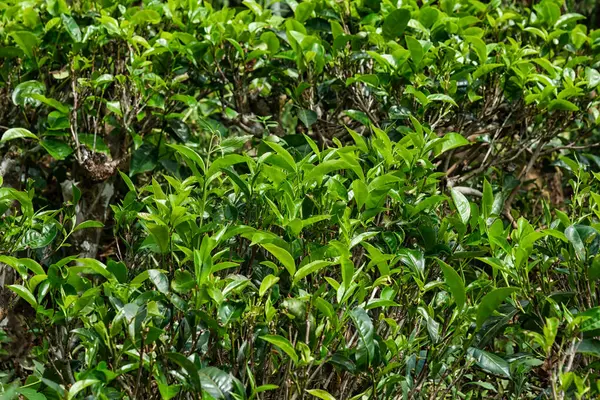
[437, 259, 466, 309]
[467, 348, 511, 378]
[350, 307, 375, 368]
[476, 287, 518, 329]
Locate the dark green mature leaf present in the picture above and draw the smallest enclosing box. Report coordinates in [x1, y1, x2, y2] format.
[476, 287, 518, 329]
[383, 9, 411, 39]
[130, 143, 158, 176]
[172, 270, 195, 294]
[149, 270, 169, 293]
[482, 179, 493, 218]
[23, 224, 58, 249]
[437, 259, 466, 309]
[198, 367, 241, 400]
[72, 220, 103, 232]
[406, 36, 423, 66]
[418, 307, 440, 343]
[17, 388, 47, 400]
[467, 348, 511, 378]
[12, 81, 45, 107]
[298, 109, 318, 128]
[577, 339, 600, 356]
[166, 119, 191, 142]
[165, 353, 202, 391]
[579, 307, 600, 332]
[344, 110, 370, 126]
[41, 139, 73, 160]
[61, 14, 82, 42]
[207, 154, 248, 180]
[294, 260, 331, 284]
[397, 248, 425, 276]
[350, 307, 375, 368]
[565, 225, 599, 261]
[409, 195, 445, 217]
[168, 144, 205, 174]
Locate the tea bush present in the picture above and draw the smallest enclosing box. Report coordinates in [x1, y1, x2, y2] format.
[2, 0, 600, 399]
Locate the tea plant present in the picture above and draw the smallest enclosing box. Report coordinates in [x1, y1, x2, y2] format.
[2, 0, 600, 399]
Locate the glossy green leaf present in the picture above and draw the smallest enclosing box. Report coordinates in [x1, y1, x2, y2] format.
[476, 287, 518, 329]
[12, 80, 45, 107]
[149, 269, 169, 294]
[294, 260, 331, 284]
[467, 348, 510, 378]
[165, 353, 202, 391]
[1, 128, 39, 142]
[260, 243, 296, 276]
[565, 224, 598, 261]
[298, 108, 318, 128]
[259, 274, 279, 296]
[67, 379, 99, 400]
[306, 389, 336, 400]
[437, 259, 466, 309]
[72, 220, 103, 233]
[41, 139, 73, 160]
[260, 335, 298, 363]
[350, 307, 375, 368]
[451, 188, 471, 224]
[8, 284, 37, 307]
[61, 14, 82, 42]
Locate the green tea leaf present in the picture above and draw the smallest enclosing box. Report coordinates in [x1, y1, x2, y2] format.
[67, 379, 99, 400]
[61, 14, 82, 42]
[294, 260, 331, 284]
[437, 259, 466, 309]
[306, 389, 336, 400]
[260, 335, 298, 363]
[259, 274, 279, 296]
[451, 188, 471, 224]
[295, 2, 315, 23]
[260, 243, 296, 276]
[350, 307, 375, 368]
[10, 31, 39, 58]
[7, 284, 37, 307]
[383, 9, 411, 39]
[467, 348, 511, 378]
[1, 128, 38, 142]
[476, 287, 518, 329]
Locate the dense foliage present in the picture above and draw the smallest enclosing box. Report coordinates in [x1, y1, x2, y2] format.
[2, 0, 600, 399]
